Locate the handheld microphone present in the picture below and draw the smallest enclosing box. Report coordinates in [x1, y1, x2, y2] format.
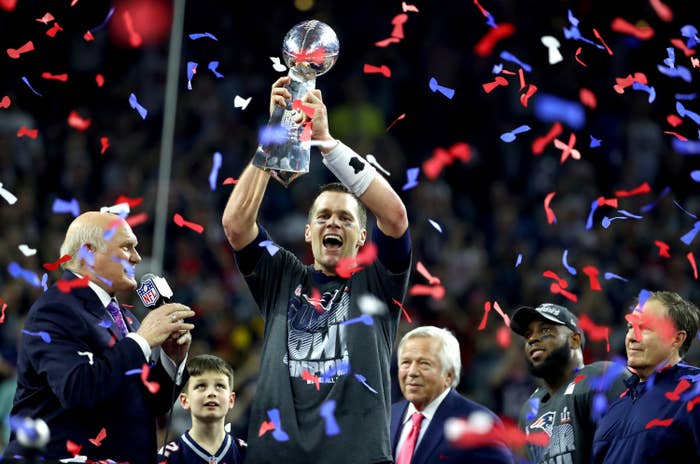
[136, 273, 173, 308]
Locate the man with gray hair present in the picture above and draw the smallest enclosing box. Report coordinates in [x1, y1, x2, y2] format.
[6, 211, 195, 463]
[390, 326, 513, 463]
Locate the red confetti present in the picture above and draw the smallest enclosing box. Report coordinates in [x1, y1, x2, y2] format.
[0, 96, 10, 109]
[402, 2, 419, 13]
[482, 76, 509, 94]
[666, 114, 683, 127]
[573, 375, 586, 384]
[291, 99, 315, 118]
[222, 177, 238, 185]
[517, 67, 526, 91]
[375, 37, 401, 47]
[550, 282, 578, 303]
[57, 275, 90, 293]
[532, 122, 563, 155]
[610, 17, 654, 40]
[670, 38, 696, 57]
[578, 314, 610, 352]
[665, 379, 691, 401]
[625, 310, 677, 346]
[123, 11, 143, 48]
[96, 74, 105, 87]
[335, 243, 378, 278]
[393, 298, 412, 323]
[363, 64, 391, 78]
[613, 73, 647, 94]
[615, 182, 651, 197]
[544, 192, 557, 224]
[492, 301, 511, 326]
[46, 22, 63, 37]
[173, 213, 204, 234]
[66, 440, 82, 456]
[645, 418, 673, 429]
[408, 284, 445, 300]
[478, 301, 492, 330]
[687, 395, 700, 412]
[574, 47, 587, 67]
[88, 427, 107, 446]
[258, 420, 276, 437]
[496, 326, 510, 348]
[664, 131, 688, 142]
[140, 363, 160, 393]
[592, 28, 613, 55]
[68, 111, 91, 131]
[290, 48, 326, 66]
[579, 88, 597, 109]
[83, 30, 95, 41]
[36, 12, 54, 24]
[100, 136, 110, 154]
[386, 113, 406, 132]
[114, 195, 143, 208]
[0, 298, 7, 324]
[654, 240, 671, 258]
[687, 252, 698, 279]
[650, 0, 673, 22]
[7, 40, 34, 59]
[597, 197, 618, 208]
[41, 72, 69, 82]
[302, 370, 320, 390]
[416, 261, 441, 285]
[449, 418, 549, 450]
[43, 254, 72, 271]
[474, 23, 515, 57]
[555, 133, 580, 164]
[17, 126, 38, 139]
[390, 13, 408, 39]
[125, 212, 148, 228]
[0, 0, 17, 12]
[582, 265, 602, 291]
[520, 84, 537, 107]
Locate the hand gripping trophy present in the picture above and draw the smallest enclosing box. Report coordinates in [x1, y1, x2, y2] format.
[253, 20, 339, 187]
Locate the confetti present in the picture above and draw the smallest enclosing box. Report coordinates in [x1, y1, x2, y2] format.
[428, 219, 442, 233]
[339, 314, 374, 327]
[582, 265, 602, 291]
[478, 301, 492, 330]
[259, 240, 280, 256]
[78, 351, 94, 365]
[357, 294, 386, 316]
[515, 253, 523, 267]
[401, 167, 420, 191]
[139, 363, 160, 393]
[363, 64, 391, 78]
[554, 133, 581, 163]
[428, 77, 455, 99]
[365, 154, 391, 176]
[680, 221, 700, 246]
[128, 93, 148, 119]
[408, 284, 445, 300]
[234, 95, 251, 110]
[541, 36, 563, 64]
[386, 113, 405, 132]
[56, 275, 90, 293]
[499, 51, 531, 72]
[88, 427, 107, 446]
[7, 41, 34, 59]
[562, 250, 577, 275]
[186, 61, 197, 90]
[500, 124, 531, 143]
[100, 137, 110, 154]
[46, 22, 63, 37]
[208, 61, 224, 78]
[532, 122, 563, 155]
[401, 2, 419, 12]
[416, 261, 441, 285]
[533, 94, 585, 130]
[68, 111, 91, 131]
[43, 255, 71, 271]
[41, 72, 68, 82]
[393, 298, 412, 323]
[474, 23, 515, 57]
[544, 192, 557, 224]
[18, 244, 36, 256]
[21, 77, 43, 97]
[604, 272, 628, 282]
[354, 373, 378, 394]
[262, 409, 288, 441]
[0, 183, 18, 204]
[122, 11, 142, 47]
[8, 262, 41, 287]
[269, 57, 287, 72]
[188, 32, 218, 41]
[22, 330, 51, 343]
[0, 299, 6, 324]
[52, 198, 80, 217]
[0, 95, 10, 109]
[301, 370, 320, 390]
[17, 126, 38, 139]
[209, 152, 222, 190]
[688, 252, 698, 280]
[320, 400, 341, 436]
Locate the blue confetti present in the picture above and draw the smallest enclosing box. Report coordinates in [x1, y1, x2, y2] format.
[499, 51, 532, 72]
[52, 198, 80, 217]
[128, 93, 148, 120]
[677, 101, 700, 125]
[125, 367, 143, 376]
[401, 167, 420, 191]
[320, 360, 350, 382]
[641, 186, 670, 213]
[680, 221, 700, 246]
[259, 240, 280, 256]
[515, 253, 523, 268]
[319, 400, 341, 436]
[586, 199, 599, 230]
[21, 76, 43, 97]
[591, 392, 608, 422]
[8, 262, 41, 288]
[604, 272, 628, 282]
[354, 373, 378, 394]
[562, 249, 577, 275]
[589, 135, 602, 148]
[188, 32, 218, 41]
[428, 77, 455, 99]
[22, 330, 51, 344]
[691, 171, 700, 183]
[208, 61, 224, 78]
[340, 314, 374, 326]
[602, 216, 626, 229]
[266, 408, 289, 442]
[186, 61, 197, 90]
[209, 152, 222, 191]
[40, 273, 48, 291]
[533, 93, 585, 130]
[526, 397, 540, 421]
[90, 7, 115, 33]
[258, 125, 288, 146]
[77, 244, 95, 267]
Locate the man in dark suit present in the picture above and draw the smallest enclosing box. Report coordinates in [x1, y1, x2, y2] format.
[5, 211, 195, 463]
[390, 326, 513, 464]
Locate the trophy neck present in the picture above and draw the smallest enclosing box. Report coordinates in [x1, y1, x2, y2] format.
[289, 67, 317, 87]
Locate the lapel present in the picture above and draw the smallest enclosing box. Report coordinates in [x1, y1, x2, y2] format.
[411, 389, 454, 464]
[61, 271, 128, 340]
[391, 401, 410, 452]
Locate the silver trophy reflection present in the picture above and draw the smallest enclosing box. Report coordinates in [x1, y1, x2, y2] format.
[253, 20, 339, 187]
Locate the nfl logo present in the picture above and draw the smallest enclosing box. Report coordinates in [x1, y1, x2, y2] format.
[137, 280, 160, 307]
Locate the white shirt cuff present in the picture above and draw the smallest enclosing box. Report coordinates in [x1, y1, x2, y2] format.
[160, 349, 188, 385]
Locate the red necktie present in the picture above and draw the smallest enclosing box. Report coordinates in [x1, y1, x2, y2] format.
[396, 412, 424, 464]
[107, 299, 128, 338]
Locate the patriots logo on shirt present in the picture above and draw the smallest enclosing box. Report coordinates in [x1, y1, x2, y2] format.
[529, 411, 556, 436]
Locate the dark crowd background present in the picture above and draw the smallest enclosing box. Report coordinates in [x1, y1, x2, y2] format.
[0, 0, 699, 453]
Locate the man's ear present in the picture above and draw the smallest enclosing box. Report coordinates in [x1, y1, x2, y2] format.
[672, 330, 687, 353]
[229, 391, 236, 410]
[304, 224, 311, 243]
[570, 331, 583, 350]
[357, 228, 367, 248]
[179, 392, 190, 410]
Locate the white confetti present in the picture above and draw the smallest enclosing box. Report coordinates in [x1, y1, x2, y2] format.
[18, 244, 37, 256]
[234, 95, 252, 110]
[428, 219, 443, 233]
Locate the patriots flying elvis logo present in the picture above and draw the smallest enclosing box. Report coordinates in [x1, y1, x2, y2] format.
[529, 411, 556, 436]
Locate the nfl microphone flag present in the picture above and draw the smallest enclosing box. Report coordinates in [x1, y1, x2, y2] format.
[137, 273, 173, 308]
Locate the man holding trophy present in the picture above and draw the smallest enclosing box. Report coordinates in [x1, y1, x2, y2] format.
[222, 20, 411, 464]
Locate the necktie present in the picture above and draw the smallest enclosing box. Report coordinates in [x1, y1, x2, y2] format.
[396, 412, 424, 464]
[106, 299, 128, 338]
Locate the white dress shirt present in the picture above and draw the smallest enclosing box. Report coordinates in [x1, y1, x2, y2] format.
[395, 387, 452, 456]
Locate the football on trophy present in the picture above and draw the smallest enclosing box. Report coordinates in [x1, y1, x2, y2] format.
[282, 20, 340, 80]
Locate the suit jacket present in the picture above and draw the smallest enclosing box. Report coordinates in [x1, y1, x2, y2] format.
[5, 271, 182, 464]
[390, 389, 513, 464]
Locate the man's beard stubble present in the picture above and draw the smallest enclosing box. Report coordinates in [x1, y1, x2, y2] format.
[527, 342, 572, 385]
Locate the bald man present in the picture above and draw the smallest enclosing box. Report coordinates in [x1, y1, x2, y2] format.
[6, 212, 195, 463]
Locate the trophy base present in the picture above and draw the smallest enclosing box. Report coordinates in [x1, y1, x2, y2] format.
[265, 168, 306, 188]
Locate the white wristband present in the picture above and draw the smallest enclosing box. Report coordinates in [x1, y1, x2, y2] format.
[322, 141, 376, 197]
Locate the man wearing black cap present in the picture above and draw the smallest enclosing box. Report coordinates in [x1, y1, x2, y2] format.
[510, 303, 631, 464]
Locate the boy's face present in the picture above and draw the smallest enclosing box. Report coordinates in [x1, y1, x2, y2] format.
[180, 372, 235, 423]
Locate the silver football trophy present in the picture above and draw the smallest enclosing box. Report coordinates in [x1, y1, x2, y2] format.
[253, 20, 340, 187]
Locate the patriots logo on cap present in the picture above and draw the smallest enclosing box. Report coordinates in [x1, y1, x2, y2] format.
[529, 411, 555, 437]
[137, 279, 160, 307]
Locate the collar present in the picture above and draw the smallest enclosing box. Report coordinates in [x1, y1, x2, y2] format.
[71, 271, 113, 308]
[403, 387, 451, 425]
[182, 430, 232, 463]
